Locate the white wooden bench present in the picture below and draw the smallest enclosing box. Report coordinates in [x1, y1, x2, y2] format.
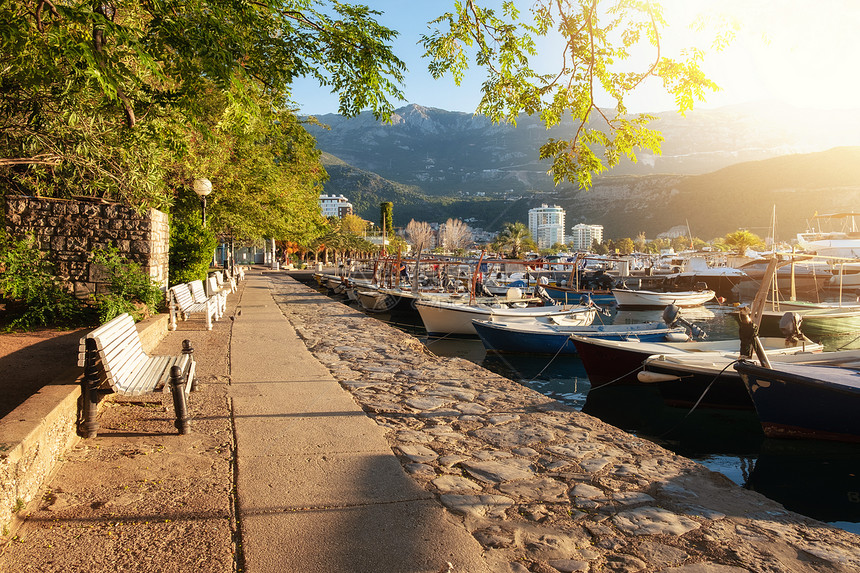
[169, 283, 216, 330]
[207, 275, 229, 316]
[189, 279, 222, 320]
[78, 313, 196, 438]
[214, 270, 235, 294]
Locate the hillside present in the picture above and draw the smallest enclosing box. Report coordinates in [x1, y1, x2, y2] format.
[309, 104, 860, 239]
[563, 147, 860, 239]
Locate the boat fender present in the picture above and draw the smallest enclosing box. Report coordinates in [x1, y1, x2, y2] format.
[664, 331, 691, 342]
[506, 287, 523, 300]
[637, 371, 682, 383]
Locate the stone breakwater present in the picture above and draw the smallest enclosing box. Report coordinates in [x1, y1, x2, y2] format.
[273, 276, 860, 573]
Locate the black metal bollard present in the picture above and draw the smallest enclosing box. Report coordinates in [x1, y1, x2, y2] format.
[181, 339, 197, 391]
[81, 339, 103, 438]
[169, 365, 190, 434]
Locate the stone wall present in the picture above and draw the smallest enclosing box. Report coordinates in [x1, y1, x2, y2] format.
[4, 196, 169, 296]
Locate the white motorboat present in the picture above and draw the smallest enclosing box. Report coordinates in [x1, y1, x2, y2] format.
[571, 334, 822, 388]
[611, 288, 715, 309]
[416, 300, 597, 336]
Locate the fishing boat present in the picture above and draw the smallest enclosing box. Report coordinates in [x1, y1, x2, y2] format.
[415, 299, 596, 337]
[540, 284, 616, 306]
[355, 286, 478, 315]
[755, 307, 860, 349]
[732, 258, 832, 300]
[666, 256, 749, 302]
[734, 361, 860, 443]
[639, 344, 840, 410]
[472, 319, 689, 355]
[571, 335, 821, 388]
[611, 288, 715, 309]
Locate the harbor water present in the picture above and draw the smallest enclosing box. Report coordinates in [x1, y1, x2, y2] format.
[372, 303, 860, 535]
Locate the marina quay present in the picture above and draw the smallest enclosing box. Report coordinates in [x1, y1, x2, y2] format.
[3, 269, 858, 572]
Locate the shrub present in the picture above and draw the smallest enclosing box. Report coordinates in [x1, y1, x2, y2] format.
[0, 235, 85, 330]
[169, 216, 218, 286]
[91, 246, 164, 322]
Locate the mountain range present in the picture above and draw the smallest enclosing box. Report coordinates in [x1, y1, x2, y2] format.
[306, 103, 860, 241]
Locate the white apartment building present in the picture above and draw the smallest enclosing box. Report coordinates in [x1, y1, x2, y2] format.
[319, 194, 354, 218]
[528, 204, 566, 249]
[569, 223, 604, 252]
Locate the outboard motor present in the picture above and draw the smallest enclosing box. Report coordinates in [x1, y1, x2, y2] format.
[662, 304, 707, 340]
[536, 285, 554, 305]
[779, 312, 804, 346]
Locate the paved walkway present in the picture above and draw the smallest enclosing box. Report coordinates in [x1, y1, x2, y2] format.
[230, 274, 491, 573]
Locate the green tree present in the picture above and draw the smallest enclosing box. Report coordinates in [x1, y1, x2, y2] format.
[380, 202, 394, 237]
[494, 222, 533, 259]
[1, 0, 405, 211]
[341, 214, 368, 235]
[617, 237, 635, 255]
[722, 230, 765, 256]
[423, 0, 722, 188]
[672, 235, 692, 252]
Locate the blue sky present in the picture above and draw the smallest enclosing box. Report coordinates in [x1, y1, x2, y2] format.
[289, 0, 860, 117]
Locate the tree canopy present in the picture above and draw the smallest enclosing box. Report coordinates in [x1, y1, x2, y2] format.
[423, 0, 721, 188]
[494, 222, 534, 258]
[2, 0, 725, 249]
[1, 0, 406, 243]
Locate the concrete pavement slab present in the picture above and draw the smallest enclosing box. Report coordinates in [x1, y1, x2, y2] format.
[231, 412, 392, 457]
[230, 379, 361, 414]
[230, 274, 494, 572]
[240, 499, 497, 573]
[237, 451, 432, 509]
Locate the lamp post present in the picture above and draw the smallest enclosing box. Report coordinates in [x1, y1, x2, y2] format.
[193, 178, 212, 227]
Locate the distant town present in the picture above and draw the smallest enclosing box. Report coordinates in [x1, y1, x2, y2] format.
[320, 194, 604, 253]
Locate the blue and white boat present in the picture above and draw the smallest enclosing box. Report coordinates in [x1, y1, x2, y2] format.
[472, 319, 689, 355]
[734, 361, 860, 443]
[540, 284, 616, 306]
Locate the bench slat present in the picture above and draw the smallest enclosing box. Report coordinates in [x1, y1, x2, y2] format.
[95, 328, 147, 384]
[124, 357, 170, 395]
[124, 355, 191, 396]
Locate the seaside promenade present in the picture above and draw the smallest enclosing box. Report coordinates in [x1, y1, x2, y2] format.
[1, 270, 858, 572]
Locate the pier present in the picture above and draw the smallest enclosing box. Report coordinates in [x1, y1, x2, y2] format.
[2, 270, 858, 572]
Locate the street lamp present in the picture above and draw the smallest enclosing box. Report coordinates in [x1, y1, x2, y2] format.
[193, 178, 212, 227]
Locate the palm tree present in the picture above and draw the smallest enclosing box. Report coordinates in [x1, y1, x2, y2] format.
[495, 222, 533, 259]
[723, 230, 764, 256]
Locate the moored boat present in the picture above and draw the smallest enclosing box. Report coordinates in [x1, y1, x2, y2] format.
[571, 335, 821, 388]
[734, 361, 860, 443]
[473, 319, 688, 355]
[755, 307, 860, 349]
[639, 344, 837, 410]
[611, 288, 716, 309]
[415, 299, 596, 337]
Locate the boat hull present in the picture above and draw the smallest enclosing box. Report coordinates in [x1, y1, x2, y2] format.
[735, 362, 860, 443]
[611, 289, 715, 309]
[416, 302, 592, 336]
[542, 286, 616, 305]
[643, 361, 753, 410]
[571, 336, 820, 389]
[474, 320, 684, 355]
[756, 308, 860, 350]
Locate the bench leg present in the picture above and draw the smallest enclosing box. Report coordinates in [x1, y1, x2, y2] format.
[169, 365, 190, 434]
[182, 339, 198, 391]
[169, 298, 178, 331]
[81, 342, 102, 438]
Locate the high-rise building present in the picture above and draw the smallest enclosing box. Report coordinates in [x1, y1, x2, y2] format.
[569, 223, 604, 252]
[319, 194, 354, 218]
[527, 204, 566, 249]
